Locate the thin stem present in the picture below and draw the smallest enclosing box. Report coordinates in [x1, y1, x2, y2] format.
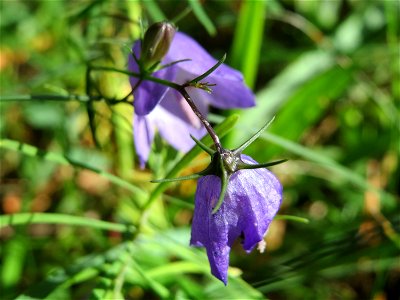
[178, 88, 223, 153]
[91, 66, 181, 89]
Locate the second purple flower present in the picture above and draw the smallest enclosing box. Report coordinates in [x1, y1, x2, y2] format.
[128, 27, 255, 167]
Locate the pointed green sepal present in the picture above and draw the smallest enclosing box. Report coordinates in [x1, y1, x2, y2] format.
[159, 59, 192, 70]
[151, 173, 202, 183]
[237, 159, 288, 170]
[188, 54, 226, 84]
[212, 159, 229, 214]
[233, 116, 275, 155]
[191, 135, 214, 155]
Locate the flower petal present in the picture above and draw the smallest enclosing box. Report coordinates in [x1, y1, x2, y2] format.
[188, 77, 255, 109]
[190, 155, 282, 284]
[190, 175, 232, 285]
[133, 114, 156, 168]
[128, 41, 176, 115]
[233, 154, 282, 251]
[155, 98, 206, 152]
[163, 32, 255, 108]
[162, 32, 221, 79]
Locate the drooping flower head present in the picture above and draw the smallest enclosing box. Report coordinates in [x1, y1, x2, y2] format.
[153, 120, 285, 284]
[128, 22, 255, 167]
[190, 154, 282, 284]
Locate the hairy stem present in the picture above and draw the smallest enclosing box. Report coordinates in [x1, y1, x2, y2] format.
[178, 88, 223, 153]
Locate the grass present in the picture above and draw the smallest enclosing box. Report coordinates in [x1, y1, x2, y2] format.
[0, 0, 399, 299]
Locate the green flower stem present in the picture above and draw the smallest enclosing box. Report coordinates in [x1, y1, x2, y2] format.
[91, 66, 181, 90]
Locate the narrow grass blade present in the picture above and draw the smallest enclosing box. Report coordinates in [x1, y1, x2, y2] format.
[0, 213, 135, 232]
[187, 0, 216, 36]
[0, 139, 147, 197]
[142, 0, 166, 22]
[230, 0, 266, 88]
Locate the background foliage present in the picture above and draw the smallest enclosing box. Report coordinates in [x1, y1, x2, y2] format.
[0, 0, 399, 299]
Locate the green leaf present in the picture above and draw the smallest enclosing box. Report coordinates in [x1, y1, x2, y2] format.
[234, 50, 335, 144]
[0, 213, 135, 233]
[230, 0, 266, 88]
[187, 0, 216, 36]
[260, 131, 391, 200]
[263, 65, 354, 158]
[0, 139, 147, 198]
[15, 243, 130, 299]
[1, 236, 27, 290]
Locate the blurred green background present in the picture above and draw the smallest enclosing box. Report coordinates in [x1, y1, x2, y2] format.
[0, 0, 399, 299]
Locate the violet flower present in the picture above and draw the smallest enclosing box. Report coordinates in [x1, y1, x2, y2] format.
[128, 29, 255, 167]
[190, 154, 282, 284]
[153, 119, 285, 285]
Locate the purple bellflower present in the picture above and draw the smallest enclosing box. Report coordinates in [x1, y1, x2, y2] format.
[153, 120, 285, 284]
[128, 23, 255, 167]
[190, 154, 282, 284]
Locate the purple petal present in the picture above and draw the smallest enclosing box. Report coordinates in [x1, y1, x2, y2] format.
[233, 155, 282, 251]
[164, 33, 255, 108]
[133, 114, 156, 168]
[190, 175, 232, 285]
[162, 32, 222, 78]
[128, 41, 176, 115]
[190, 155, 282, 284]
[133, 97, 207, 167]
[188, 78, 255, 110]
[154, 100, 206, 152]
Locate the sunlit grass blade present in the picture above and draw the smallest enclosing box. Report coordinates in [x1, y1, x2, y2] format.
[0, 139, 147, 198]
[0, 213, 135, 232]
[230, 0, 266, 88]
[275, 215, 310, 224]
[187, 0, 216, 36]
[260, 131, 394, 201]
[142, 0, 166, 22]
[233, 50, 335, 144]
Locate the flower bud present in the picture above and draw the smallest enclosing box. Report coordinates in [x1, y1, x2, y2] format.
[141, 21, 176, 69]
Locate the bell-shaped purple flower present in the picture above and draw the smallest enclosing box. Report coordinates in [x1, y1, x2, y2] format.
[190, 154, 283, 285]
[128, 31, 255, 167]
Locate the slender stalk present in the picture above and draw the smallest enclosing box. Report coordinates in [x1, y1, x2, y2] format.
[178, 88, 223, 153]
[91, 66, 181, 89]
